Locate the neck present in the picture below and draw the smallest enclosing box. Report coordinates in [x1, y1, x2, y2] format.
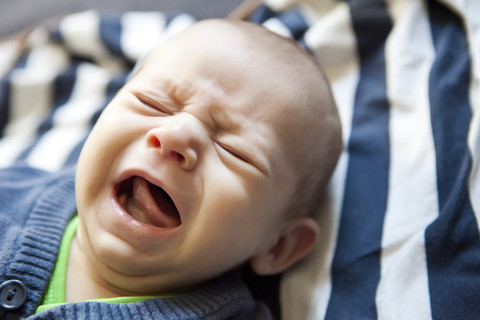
[66, 236, 123, 302]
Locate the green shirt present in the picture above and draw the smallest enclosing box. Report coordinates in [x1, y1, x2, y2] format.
[36, 216, 157, 314]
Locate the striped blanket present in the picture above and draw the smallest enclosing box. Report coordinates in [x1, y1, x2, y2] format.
[1, 0, 479, 319]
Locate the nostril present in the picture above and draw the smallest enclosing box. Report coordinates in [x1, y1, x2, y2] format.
[149, 136, 161, 148]
[171, 151, 185, 163]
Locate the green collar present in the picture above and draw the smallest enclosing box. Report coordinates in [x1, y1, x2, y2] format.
[36, 215, 157, 314]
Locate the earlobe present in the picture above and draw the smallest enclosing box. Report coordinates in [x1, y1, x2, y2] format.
[250, 217, 319, 275]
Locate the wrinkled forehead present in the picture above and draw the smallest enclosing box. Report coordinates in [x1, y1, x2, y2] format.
[141, 22, 313, 127]
[144, 22, 282, 94]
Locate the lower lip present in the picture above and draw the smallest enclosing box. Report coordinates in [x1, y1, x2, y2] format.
[107, 191, 179, 245]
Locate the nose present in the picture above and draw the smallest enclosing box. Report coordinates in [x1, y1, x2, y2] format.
[145, 113, 209, 171]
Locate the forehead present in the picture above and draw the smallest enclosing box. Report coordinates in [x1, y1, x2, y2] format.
[137, 25, 307, 134]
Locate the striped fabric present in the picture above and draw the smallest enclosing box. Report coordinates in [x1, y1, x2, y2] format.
[0, 1, 479, 319]
[258, 1, 480, 319]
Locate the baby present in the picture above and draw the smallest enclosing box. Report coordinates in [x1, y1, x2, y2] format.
[0, 19, 341, 319]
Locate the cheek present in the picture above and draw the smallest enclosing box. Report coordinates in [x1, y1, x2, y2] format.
[75, 113, 127, 203]
[78, 106, 141, 173]
[76, 131, 110, 191]
[199, 173, 279, 249]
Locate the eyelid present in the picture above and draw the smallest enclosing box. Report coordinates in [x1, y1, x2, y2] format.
[216, 141, 268, 176]
[218, 142, 251, 164]
[131, 91, 170, 114]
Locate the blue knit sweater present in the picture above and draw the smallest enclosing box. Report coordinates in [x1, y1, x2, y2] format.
[0, 165, 272, 319]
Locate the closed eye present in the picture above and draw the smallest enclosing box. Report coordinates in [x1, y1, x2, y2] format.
[217, 142, 252, 164]
[132, 91, 170, 114]
[216, 141, 269, 176]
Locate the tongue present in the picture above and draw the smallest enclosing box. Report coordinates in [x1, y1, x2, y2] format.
[126, 177, 180, 228]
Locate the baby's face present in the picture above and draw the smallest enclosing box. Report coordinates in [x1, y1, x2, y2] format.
[75, 22, 311, 294]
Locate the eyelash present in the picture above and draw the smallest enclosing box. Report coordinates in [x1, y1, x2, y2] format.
[135, 93, 169, 114]
[217, 142, 251, 164]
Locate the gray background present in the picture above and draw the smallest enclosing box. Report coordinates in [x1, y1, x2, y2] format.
[0, 0, 244, 38]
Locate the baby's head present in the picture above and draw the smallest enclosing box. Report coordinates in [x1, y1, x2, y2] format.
[75, 19, 342, 296]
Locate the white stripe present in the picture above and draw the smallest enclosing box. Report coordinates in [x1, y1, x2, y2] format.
[0, 136, 35, 167]
[378, 2, 437, 319]
[0, 39, 22, 78]
[121, 12, 167, 62]
[265, 0, 294, 11]
[26, 63, 110, 171]
[281, 3, 359, 320]
[25, 126, 89, 172]
[468, 84, 480, 231]
[306, 3, 360, 143]
[25, 41, 70, 75]
[161, 14, 196, 42]
[0, 63, 56, 166]
[59, 11, 106, 59]
[7, 64, 55, 128]
[126, 13, 196, 78]
[0, 29, 70, 168]
[452, 0, 480, 231]
[59, 11, 124, 73]
[263, 18, 292, 38]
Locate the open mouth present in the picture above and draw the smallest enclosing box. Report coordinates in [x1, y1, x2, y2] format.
[116, 176, 181, 228]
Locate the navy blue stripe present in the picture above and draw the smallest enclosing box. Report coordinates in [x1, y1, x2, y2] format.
[276, 10, 310, 41]
[325, 0, 392, 319]
[50, 27, 62, 44]
[0, 57, 29, 138]
[0, 75, 11, 138]
[165, 11, 186, 26]
[425, 1, 480, 319]
[14, 56, 28, 69]
[248, 5, 277, 24]
[38, 61, 78, 134]
[91, 71, 128, 126]
[100, 13, 124, 58]
[249, 6, 309, 43]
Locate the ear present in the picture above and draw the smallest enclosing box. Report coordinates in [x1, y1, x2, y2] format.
[249, 217, 319, 275]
